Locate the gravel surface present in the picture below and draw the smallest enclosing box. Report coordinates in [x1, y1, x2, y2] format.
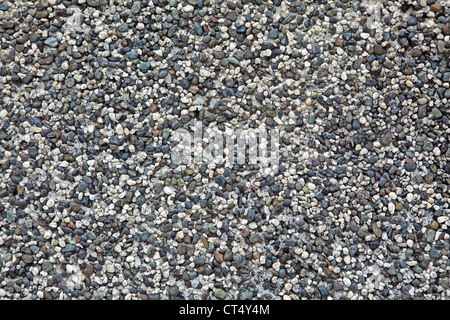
[0, 0, 449, 300]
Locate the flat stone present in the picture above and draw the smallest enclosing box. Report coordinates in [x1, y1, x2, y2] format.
[249, 233, 262, 244]
[22, 254, 34, 264]
[432, 107, 442, 118]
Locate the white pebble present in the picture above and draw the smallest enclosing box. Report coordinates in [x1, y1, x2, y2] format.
[164, 186, 174, 195]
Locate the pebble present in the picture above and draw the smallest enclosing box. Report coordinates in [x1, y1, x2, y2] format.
[432, 107, 443, 118]
[214, 289, 227, 300]
[22, 255, 34, 264]
[44, 37, 59, 48]
[183, 5, 194, 13]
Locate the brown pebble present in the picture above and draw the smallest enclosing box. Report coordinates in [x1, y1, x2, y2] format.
[200, 236, 208, 248]
[241, 229, 250, 237]
[197, 266, 205, 274]
[323, 266, 332, 276]
[443, 26, 450, 36]
[374, 44, 383, 56]
[17, 186, 25, 196]
[208, 39, 217, 48]
[186, 244, 195, 257]
[44, 292, 53, 300]
[70, 202, 81, 213]
[177, 243, 187, 255]
[430, 220, 439, 230]
[189, 86, 199, 94]
[335, 38, 344, 48]
[75, 56, 86, 63]
[411, 48, 422, 57]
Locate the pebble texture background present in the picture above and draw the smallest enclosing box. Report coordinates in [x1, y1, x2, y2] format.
[0, 0, 449, 300]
